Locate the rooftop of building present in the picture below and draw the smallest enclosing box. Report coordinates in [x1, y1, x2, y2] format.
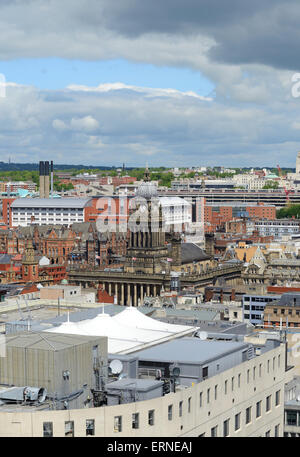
[10, 198, 92, 208]
[272, 293, 300, 307]
[166, 242, 210, 263]
[4, 331, 104, 351]
[0, 254, 13, 264]
[43, 306, 198, 355]
[133, 337, 249, 365]
[205, 202, 276, 207]
[105, 378, 164, 392]
[157, 316, 250, 335]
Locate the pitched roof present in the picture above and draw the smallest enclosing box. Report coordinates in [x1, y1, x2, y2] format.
[180, 243, 210, 263]
[0, 254, 12, 264]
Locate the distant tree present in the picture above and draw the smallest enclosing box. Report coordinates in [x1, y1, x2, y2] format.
[277, 204, 300, 219]
[263, 181, 279, 189]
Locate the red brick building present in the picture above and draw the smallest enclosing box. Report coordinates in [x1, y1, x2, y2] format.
[84, 196, 132, 226]
[204, 202, 276, 233]
[0, 220, 128, 270]
[33, 226, 75, 265]
[1, 198, 16, 227]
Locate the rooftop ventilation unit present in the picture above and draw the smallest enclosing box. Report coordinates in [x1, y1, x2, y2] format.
[0, 386, 47, 404]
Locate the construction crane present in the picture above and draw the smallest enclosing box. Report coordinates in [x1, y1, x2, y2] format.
[283, 186, 294, 205]
[277, 164, 282, 177]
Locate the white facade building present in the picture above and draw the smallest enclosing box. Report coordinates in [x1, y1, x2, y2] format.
[232, 174, 266, 190]
[10, 198, 92, 227]
[254, 219, 300, 238]
[159, 196, 192, 230]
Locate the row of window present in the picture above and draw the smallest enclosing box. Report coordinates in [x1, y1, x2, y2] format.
[244, 305, 265, 311]
[244, 297, 275, 303]
[111, 388, 281, 435]
[14, 208, 83, 212]
[114, 410, 155, 433]
[244, 313, 263, 320]
[273, 308, 300, 316]
[48, 409, 147, 436]
[206, 423, 280, 438]
[210, 392, 280, 437]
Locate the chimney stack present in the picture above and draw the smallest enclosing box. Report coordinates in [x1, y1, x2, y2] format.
[50, 160, 54, 196]
[39, 161, 45, 198]
[44, 161, 50, 198]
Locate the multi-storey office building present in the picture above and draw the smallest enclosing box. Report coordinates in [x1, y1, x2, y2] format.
[254, 219, 300, 238]
[10, 198, 92, 227]
[203, 203, 276, 232]
[171, 179, 236, 191]
[242, 294, 281, 326]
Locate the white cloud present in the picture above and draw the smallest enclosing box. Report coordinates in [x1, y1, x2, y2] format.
[52, 119, 68, 131]
[0, 80, 298, 167]
[67, 82, 213, 101]
[70, 115, 99, 132]
[52, 115, 99, 132]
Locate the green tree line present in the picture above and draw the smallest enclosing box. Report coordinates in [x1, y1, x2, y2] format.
[277, 205, 300, 219]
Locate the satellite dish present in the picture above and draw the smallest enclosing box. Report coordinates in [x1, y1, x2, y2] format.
[172, 367, 180, 378]
[198, 331, 208, 340]
[109, 359, 123, 375]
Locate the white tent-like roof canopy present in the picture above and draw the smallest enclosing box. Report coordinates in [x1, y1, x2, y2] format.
[112, 307, 190, 333]
[46, 307, 197, 354]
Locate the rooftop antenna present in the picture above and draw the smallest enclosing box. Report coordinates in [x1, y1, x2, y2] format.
[57, 296, 61, 317]
[25, 299, 32, 329]
[16, 296, 26, 321]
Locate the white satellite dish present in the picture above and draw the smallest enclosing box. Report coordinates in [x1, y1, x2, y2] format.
[198, 331, 208, 341]
[109, 359, 123, 375]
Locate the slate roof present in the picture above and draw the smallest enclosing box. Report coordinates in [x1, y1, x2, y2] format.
[274, 293, 300, 307]
[180, 243, 210, 263]
[0, 254, 12, 264]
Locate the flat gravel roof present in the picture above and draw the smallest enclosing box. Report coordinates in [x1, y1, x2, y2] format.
[134, 337, 249, 365]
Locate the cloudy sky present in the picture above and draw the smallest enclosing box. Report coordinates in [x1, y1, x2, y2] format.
[0, 0, 300, 167]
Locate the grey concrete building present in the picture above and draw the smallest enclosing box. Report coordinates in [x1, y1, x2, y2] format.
[0, 332, 107, 409]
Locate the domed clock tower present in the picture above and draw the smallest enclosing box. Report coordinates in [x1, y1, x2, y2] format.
[124, 166, 168, 275]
